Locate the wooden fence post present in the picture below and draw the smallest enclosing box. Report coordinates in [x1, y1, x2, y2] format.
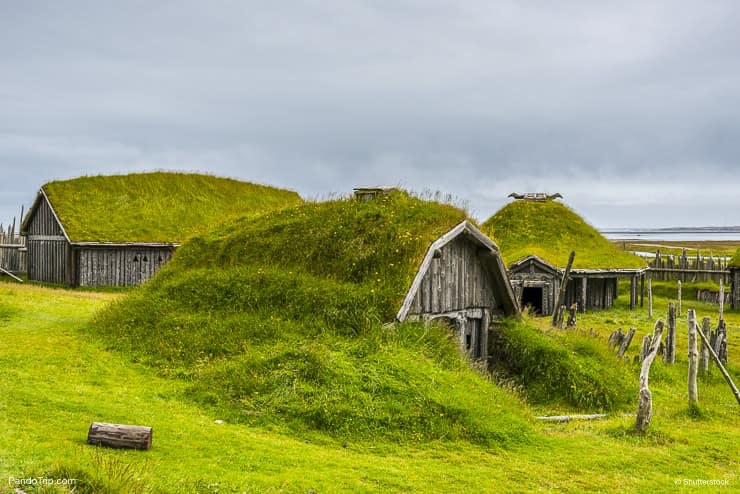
[719, 278, 725, 322]
[694, 319, 740, 405]
[617, 327, 636, 359]
[699, 317, 710, 372]
[687, 309, 698, 407]
[678, 281, 682, 316]
[647, 278, 653, 318]
[664, 302, 676, 364]
[552, 251, 575, 328]
[636, 320, 664, 433]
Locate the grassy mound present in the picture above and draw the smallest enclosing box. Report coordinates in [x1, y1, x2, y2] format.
[483, 200, 645, 269]
[729, 248, 740, 268]
[40, 172, 302, 242]
[490, 318, 634, 411]
[90, 193, 532, 446]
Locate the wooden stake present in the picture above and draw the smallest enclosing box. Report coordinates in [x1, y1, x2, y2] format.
[678, 281, 682, 316]
[617, 327, 636, 359]
[636, 320, 664, 433]
[687, 309, 698, 407]
[647, 278, 653, 318]
[552, 251, 575, 327]
[694, 320, 740, 405]
[699, 317, 710, 372]
[719, 278, 725, 322]
[664, 302, 676, 364]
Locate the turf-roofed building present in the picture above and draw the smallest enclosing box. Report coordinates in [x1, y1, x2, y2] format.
[483, 194, 647, 315]
[20, 172, 302, 286]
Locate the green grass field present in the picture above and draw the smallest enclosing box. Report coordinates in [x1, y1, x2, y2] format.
[1, 280, 737, 493]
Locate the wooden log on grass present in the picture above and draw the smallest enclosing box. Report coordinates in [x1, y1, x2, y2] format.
[664, 302, 676, 364]
[687, 310, 698, 407]
[636, 320, 664, 433]
[694, 320, 740, 405]
[608, 328, 624, 349]
[87, 422, 153, 450]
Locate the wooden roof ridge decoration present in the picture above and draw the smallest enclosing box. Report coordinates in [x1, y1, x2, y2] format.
[508, 192, 563, 201]
[396, 220, 519, 322]
[20, 188, 179, 247]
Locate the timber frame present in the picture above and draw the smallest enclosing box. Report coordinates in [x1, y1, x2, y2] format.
[507, 254, 647, 315]
[20, 188, 178, 287]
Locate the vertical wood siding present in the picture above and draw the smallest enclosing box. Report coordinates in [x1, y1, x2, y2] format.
[27, 198, 65, 236]
[26, 197, 68, 283]
[27, 239, 68, 284]
[407, 236, 496, 315]
[77, 247, 173, 287]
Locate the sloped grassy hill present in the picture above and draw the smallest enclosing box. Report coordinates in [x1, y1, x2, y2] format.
[483, 200, 645, 269]
[91, 193, 534, 445]
[41, 172, 302, 243]
[730, 248, 740, 268]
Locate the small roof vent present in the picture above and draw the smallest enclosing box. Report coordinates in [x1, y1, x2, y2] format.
[353, 186, 399, 202]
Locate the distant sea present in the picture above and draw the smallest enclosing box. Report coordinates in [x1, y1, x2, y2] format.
[601, 227, 740, 241]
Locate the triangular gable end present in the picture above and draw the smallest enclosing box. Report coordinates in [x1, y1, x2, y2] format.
[20, 188, 71, 243]
[509, 255, 560, 276]
[396, 220, 519, 321]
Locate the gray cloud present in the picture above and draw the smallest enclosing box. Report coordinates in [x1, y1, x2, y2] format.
[2, 1, 740, 229]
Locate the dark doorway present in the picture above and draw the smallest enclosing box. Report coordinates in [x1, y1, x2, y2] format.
[521, 287, 544, 314]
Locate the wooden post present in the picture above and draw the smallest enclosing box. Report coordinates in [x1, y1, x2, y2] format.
[694, 320, 740, 405]
[639, 334, 651, 363]
[566, 303, 577, 327]
[552, 251, 575, 327]
[617, 327, 636, 359]
[647, 278, 653, 318]
[640, 273, 645, 308]
[699, 317, 710, 372]
[580, 277, 587, 314]
[636, 320, 664, 433]
[664, 302, 676, 364]
[629, 276, 637, 310]
[678, 281, 682, 316]
[87, 422, 153, 450]
[687, 309, 698, 407]
[719, 278, 725, 322]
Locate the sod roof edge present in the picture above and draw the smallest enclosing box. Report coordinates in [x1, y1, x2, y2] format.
[21, 172, 302, 243]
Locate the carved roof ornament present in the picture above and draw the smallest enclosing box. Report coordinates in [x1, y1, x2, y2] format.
[508, 192, 563, 201]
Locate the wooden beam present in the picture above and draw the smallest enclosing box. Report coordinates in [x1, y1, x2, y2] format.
[694, 320, 740, 405]
[687, 309, 698, 407]
[552, 251, 575, 327]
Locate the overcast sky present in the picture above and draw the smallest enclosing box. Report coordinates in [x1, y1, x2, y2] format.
[2, 1, 740, 229]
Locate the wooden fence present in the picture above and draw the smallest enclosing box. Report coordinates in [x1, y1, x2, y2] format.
[0, 220, 27, 274]
[646, 250, 729, 284]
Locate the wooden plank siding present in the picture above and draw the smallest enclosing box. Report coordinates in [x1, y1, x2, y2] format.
[408, 236, 496, 315]
[77, 247, 174, 287]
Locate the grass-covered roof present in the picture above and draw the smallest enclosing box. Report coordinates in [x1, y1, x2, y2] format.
[729, 248, 740, 268]
[91, 193, 532, 444]
[37, 172, 302, 243]
[482, 199, 646, 270]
